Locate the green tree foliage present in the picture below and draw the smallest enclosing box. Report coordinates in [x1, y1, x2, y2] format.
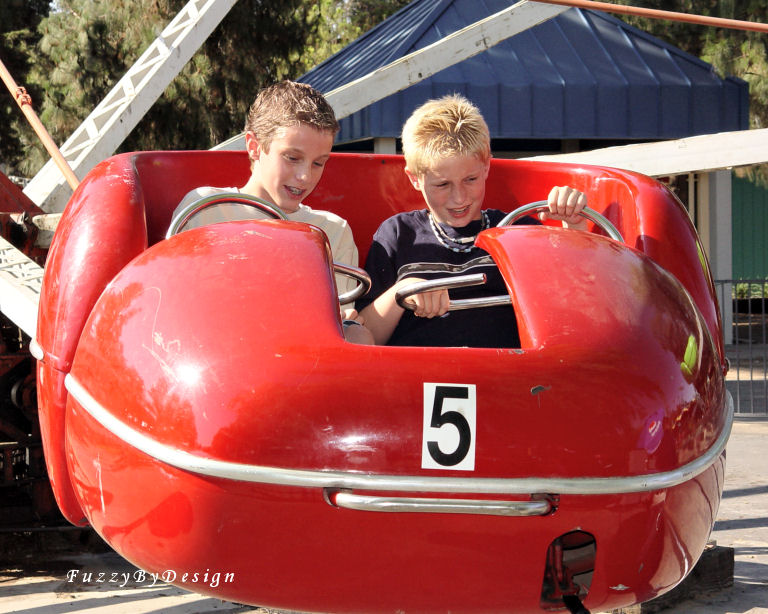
[301, 0, 411, 70]
[12, 0, 407, 177]
[19, 0, 319, 175]
[0, 0, 51, 173]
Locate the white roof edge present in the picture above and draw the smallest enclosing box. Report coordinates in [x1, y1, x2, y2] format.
[523, 128, 768, 177]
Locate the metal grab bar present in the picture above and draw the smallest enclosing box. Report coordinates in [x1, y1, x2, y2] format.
[165, 192, 288, 239]
[335, 262, 371, 305]
[328, 490, 553, 516]
[395, 273, 511, 312]
[497, 201, 624, 243]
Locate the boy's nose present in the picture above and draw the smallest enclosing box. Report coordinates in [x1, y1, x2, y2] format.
[295, 166, 309, 183]
[452, 185, 468, 205]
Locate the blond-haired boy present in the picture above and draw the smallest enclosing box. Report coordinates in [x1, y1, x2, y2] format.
[357, 94, 587, 347]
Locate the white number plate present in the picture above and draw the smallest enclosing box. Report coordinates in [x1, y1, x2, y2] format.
[422, 383, 476, 471]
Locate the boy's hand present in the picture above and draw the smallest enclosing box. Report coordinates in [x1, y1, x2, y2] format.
[397, 278, 451, 318]
[342, 308, 364, 323]
[341, 308, 374, 344]
[539, 186, 588, 230]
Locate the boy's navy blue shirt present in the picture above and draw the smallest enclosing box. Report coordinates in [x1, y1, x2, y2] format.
[357, 209, 539, 348]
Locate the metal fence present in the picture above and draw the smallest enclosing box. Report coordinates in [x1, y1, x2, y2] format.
[715, 279, 768, 416]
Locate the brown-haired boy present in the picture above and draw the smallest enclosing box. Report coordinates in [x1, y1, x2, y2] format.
[175, 80, 371, 343]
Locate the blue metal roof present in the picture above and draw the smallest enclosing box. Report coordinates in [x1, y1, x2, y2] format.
[301, 0, 749, 144]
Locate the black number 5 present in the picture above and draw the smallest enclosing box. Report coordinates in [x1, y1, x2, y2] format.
[427, 385, 471, 466]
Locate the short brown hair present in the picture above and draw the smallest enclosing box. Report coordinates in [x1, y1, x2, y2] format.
[402, 94, 491, 177]
[245, 80, 339, 152]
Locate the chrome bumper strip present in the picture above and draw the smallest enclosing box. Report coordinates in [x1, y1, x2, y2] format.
[66, 374, 733, 496]
[329, 491, 553, 516]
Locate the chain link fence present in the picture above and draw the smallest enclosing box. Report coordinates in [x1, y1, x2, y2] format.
[715, 279, 768, 416]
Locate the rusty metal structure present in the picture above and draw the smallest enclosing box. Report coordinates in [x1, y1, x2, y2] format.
[0, 171, 57, 528]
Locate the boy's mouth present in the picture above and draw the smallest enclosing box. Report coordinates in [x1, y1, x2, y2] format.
[449, 205, 471, 217]
[285, 185, 303, 197]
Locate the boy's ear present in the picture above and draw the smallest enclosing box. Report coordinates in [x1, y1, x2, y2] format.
[482, 157, 491, 179]
[404, 168, 422, 190]
[245, 131, 262, 160]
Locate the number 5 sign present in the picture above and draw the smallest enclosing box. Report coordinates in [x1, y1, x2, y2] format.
[422, 383, 476, 471]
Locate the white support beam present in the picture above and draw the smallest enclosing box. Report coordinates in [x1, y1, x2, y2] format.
[328, 0, 568, 119]
[215, 0, 569, 151]
[374, 138, 397, 155]
[0, 236, 43, 338]
[524, 128, 768, 177]
[24, 0, 238, 213]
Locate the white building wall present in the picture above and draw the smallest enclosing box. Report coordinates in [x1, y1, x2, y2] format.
[698, 170, 733, 344]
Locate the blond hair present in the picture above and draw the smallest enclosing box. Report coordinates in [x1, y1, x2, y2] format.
[401, 94, 491, 177]
[245, 80, 339, 152]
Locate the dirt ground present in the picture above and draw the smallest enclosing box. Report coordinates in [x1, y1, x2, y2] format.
[1, 419, 766, 614]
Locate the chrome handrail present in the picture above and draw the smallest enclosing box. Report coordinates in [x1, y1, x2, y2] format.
[335, 263, 371, 305]
[66, 373, 734, 498]
[395, 273, 511, 312]
[497, 201, 624, 243]
[165, 192, 288, 239]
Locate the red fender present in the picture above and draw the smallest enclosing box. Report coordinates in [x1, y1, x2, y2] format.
[36, 157, 148, 524]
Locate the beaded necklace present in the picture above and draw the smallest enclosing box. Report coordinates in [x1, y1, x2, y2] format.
[428, 210, 490, 253]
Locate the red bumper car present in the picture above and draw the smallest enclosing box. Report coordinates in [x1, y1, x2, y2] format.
[33, 151, 731, 613]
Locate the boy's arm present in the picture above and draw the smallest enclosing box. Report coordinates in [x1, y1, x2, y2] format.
[359, 221, 449, 345]
[356, 229, 401, 344]
[332, 224, 359, 295]
[359, 279, 450, 345]
[358, 287, 406, 345]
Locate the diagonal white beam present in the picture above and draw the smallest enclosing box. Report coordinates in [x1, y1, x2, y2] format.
[327, 0, 568, 120]
[24, 0, 238, 213]
[0, 236, 43, 338]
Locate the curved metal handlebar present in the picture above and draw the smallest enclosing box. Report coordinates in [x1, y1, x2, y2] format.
[497, 200, 624, 243]
[165, 192, 288, 239]
[335, 263, 372, 305]
[395, 273, 511, 312]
